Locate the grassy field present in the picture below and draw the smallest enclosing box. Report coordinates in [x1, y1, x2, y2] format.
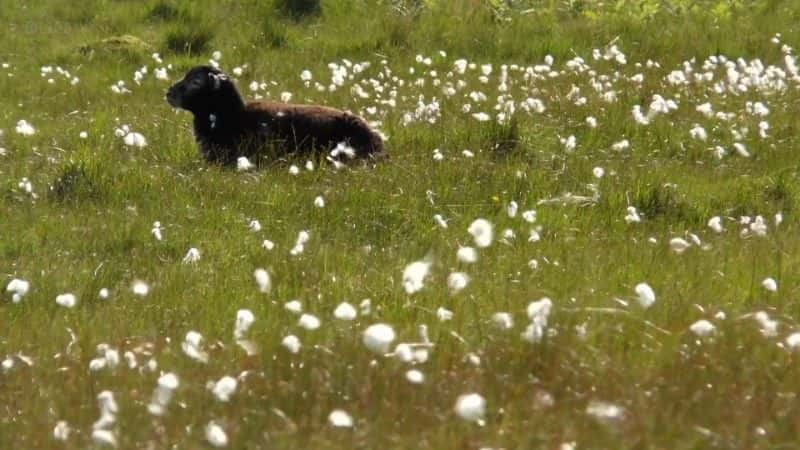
[3, 0, 800, 448]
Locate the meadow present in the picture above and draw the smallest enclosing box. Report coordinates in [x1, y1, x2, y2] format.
[3, 0, 800, 448]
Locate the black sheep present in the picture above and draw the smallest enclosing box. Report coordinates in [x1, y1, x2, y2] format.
[166, 65, 385, 165]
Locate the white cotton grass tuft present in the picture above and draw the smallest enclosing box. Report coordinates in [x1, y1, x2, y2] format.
[284, 299, 303, 314]
[234, 309, 255, 340]
[132, 280, 149, 297]
[298, 313, 321, 330]
[56, 293, 77, 308]
[634, 283, 656, 309]
[253, 268, 271, 293]
[447, 272, 470, 294]
[669, 237, 691, 254]
[182, 331, 209, 363]
[433, 214, 448, 228]
[402, 259, 431, 294]
[689, 319, 716, 337]
[281, 335, 301, 354]
[147, 372, 179, 416]
[15, 120, 36, 136]
[333, 302, 357, 321]
[290, 230, 310, 255]
[249, 220, 262, 232]
[236, 156, 255, 172]
[363, 323, 396, 355]
[6, 278, 30, 303]
[708, 216, 724, 233]
[468, 219, 494, 248]
[182, 247, 201, 264]
[492, 312, 514, 330]
[786, 332, 800, 349]
[123, 132, 147, 148]
[93, 390, 118, 431]
[53, 420, 71, 441]
[762, 277, 778, 292]
[328, 409, 354, 428]
[457, 246, 478, 264]
[454, 393, 486, 424]
[507, 201, 518, 218]
[205, 421, 228, 448]
[593, 167, 605, 179]
[314, 196, 325, 208]
[405, 369, 425, 384]
[211, 376, 238, 402]
[436, 307, 454, 322]
[91, 429, 117, 448]
[586, 400, 625, 422]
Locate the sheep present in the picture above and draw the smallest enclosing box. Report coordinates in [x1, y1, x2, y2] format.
[166, 65, 385, 165]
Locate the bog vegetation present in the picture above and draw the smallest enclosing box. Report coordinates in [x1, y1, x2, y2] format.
[2, 0, 800, 448]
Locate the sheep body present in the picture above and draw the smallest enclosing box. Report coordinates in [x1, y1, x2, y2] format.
[167, 66, 384, 165]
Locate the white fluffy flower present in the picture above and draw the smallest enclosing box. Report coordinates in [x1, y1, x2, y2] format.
[298, 313, 321, 330]
[281, 335, 301, 354]
[669, 238, 691, 254]
[211, 376, 238, 402]
[328, 409, 354, 428]
[132, 280, 149, 297]
[253, 268, 271, 293]
[447, 272, 470, 294]
[454, 393, 486, 423]
[15, 120, 35, 136]
[762, 278, 778, 292]
[56, 293, 77, 308]
[492, 312, 514, 330]
[182, 331, 209, 363]
[635, 283, 656, 309]
[205, 421, 228, 448]
[123, 132, 147, 148]
[6, 278, 30, 303]
[236, 157, 255, 172]
[405, 369, 425, 384]
[457, 246, 478, 263]
[182, 247, 201, 263]
[468, 219, 493, 248]
[53, 421, 71, 441]
[363, 323, 396, 355]
[234, 309, 255, 340]
[333, 302, 357, 320]
[689, 319, 715, 337]
[403, 260, 431, 294]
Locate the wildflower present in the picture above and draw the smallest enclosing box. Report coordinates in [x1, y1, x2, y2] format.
[733, 142, 750, 157]
[586, 116, 597, 128]
[284, 300, 302, 314]
[624, 206, 641, 223]
[91, 430, 117, 448]
[472, 112, 490, 122]
[708, 216, 724, 233]
[93, 391, 118, 430]
[762, 278, 778, 292]
[253, 268, 271, 293]
[182, 247, 201, 264]
[234, 309, 255, 340]
[333, 302, 357, 321]
[6, 278, 30, 303]
[249, 220, 261, 232]
[689, 319, 715, 337]
[492, 312, 513, 330]
[56, 293, 77, 308]
[433, 214, 448, 228]
[611, 139, 630, 151]
[123, 132, 147, 148]
[205, 421, 228, 448]
[289, 165, 300, 175]
[314, 196, 325, 208]
[454, 393, 486, 423]
[560, 135, 576, 152]
[132, 280, 149, 297]
[669, 238, 691, 254]
[405, 369, 425, 384]
[363, 323, 396, 355]
[403, 260, 431, 294]
[447, 272, 470, 294]
[211, 376, 237, 402]
[328, 410, 354, 428]
[586, 400, 625, 422]
[786, 332, 800, 349]
[147, 372, 179, 416]
[53, 421, 71, 441]
[436, 307, 454, 322]
[468, 219, 493, 248]
[262, 239, 275, 250]
[281, 335, 301, 354]
[507, 201, 518, 218]
[298, 313, 321, 330]
[182, 331, 209, 363]
[151, 221, 163, 241]
[236, 157, 254, 172]
[290, 230, 310, 255]
[15, 120, 35, 136]
[79, 131, 88, 139]
[593, 167, 605, 179]
[635, 283, 656, 308]
[457, 246, 477, 263]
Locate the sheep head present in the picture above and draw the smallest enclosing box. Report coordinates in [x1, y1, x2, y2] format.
[166, 65, 243, 114]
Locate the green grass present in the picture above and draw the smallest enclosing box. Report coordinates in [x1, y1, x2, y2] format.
[3, 0, 800, 448]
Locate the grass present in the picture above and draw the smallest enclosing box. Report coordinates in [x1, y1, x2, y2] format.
[2, 0, 800, 448]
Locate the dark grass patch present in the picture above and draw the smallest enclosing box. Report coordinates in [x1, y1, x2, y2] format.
[48, 160, 106, 203]
[276, 0, 321, 21]
[164, 25, 214, 55]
